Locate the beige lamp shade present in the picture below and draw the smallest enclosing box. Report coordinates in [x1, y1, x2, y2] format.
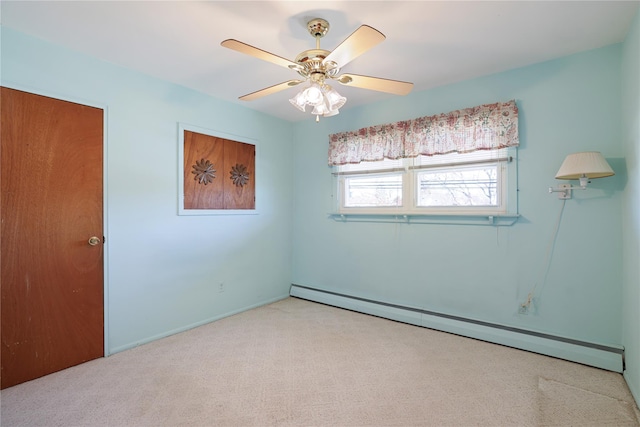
[555, 151, 615, 180]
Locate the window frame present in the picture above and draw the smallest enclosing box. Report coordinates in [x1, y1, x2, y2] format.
[333, 148, 518, 220]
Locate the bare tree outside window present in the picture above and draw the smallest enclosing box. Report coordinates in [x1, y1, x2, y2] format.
[417, 166, 498, 207]
[344, 175, 403, 207]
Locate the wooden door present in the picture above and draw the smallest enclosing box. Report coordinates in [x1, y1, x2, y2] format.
[1, 87, 104, 389]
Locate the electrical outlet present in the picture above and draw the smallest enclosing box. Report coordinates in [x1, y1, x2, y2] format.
[218, 282, 225, 293]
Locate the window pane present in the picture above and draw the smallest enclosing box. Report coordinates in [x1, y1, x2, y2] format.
[344, 175, 403, 207]
[417, 166, 498, 207]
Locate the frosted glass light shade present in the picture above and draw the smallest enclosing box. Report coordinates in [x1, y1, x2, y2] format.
[324, 86, 347, 110]
[311, 103, 329, 116]
[555, 151, 614, 180]
[303, 85, 323, 106]
[289, 91, 306, 112]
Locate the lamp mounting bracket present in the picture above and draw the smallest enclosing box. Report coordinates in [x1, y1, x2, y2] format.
[557, 183, 571, 199]
[549, 183, 574, 199]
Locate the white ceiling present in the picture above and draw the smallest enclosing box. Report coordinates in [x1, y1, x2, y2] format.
[1, 1, 638, 122]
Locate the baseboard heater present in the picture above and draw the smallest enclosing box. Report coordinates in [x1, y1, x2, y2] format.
[290, 284, 624, 373]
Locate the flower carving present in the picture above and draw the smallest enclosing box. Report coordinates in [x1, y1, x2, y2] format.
[230, 163, 250, 187]
[192, 158, 216, 185]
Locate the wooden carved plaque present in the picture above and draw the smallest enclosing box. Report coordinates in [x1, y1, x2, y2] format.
[183, 130, 255, 210]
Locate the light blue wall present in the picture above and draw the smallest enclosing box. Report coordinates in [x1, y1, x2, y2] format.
[292, 45, 624, 349]
[622, 8, 640, 406]
[1, 27, 294, 353]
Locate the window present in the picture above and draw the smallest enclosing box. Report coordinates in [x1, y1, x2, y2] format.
[328, 100, 519, 222]
[335, 148, 516, 216]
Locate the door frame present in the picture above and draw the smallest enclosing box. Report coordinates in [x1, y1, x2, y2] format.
[2, 82, 110, 357]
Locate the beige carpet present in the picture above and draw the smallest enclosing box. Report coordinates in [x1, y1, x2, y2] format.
[1, 297, 639, 426]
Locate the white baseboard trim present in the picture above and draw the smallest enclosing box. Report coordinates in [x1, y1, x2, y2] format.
[290, 284, 624, 373]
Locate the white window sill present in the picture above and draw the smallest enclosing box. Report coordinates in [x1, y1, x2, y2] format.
[328, 213, 520, 226]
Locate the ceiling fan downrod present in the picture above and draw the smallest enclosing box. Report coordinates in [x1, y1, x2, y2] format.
[289, 18, 340, 82]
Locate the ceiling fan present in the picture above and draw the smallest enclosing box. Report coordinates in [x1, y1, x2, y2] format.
[221, 18, 413, 121]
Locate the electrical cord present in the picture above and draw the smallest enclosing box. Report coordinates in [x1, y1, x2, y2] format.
[520, 198, 567, 313]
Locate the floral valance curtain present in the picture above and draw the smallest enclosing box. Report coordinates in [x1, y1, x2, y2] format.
[328, 100, 519, 166]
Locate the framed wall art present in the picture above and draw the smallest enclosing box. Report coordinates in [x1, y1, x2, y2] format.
[178, 123, 257, 215]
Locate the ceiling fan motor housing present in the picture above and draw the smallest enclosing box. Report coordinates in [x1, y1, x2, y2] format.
[293, 49, 340, 82]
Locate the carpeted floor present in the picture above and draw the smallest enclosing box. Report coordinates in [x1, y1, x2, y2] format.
[1, 297, 639, 426]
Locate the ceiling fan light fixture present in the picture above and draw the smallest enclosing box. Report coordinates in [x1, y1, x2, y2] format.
[290, 82, 346, 121]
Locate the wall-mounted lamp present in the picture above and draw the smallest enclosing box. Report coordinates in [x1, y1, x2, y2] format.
[548, 151, 614, 199]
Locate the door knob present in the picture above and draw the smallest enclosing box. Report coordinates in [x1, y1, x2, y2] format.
[88, 236, 101, 246]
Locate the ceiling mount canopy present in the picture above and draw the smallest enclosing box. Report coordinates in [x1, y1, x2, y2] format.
[221, 17, 414, 122]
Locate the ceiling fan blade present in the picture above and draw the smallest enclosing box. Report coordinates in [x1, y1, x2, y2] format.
[323, 25, 385, 68]
[335, 74, 414, 95]
[239, 80, 304, 101]
[221, 39, 298, 69]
